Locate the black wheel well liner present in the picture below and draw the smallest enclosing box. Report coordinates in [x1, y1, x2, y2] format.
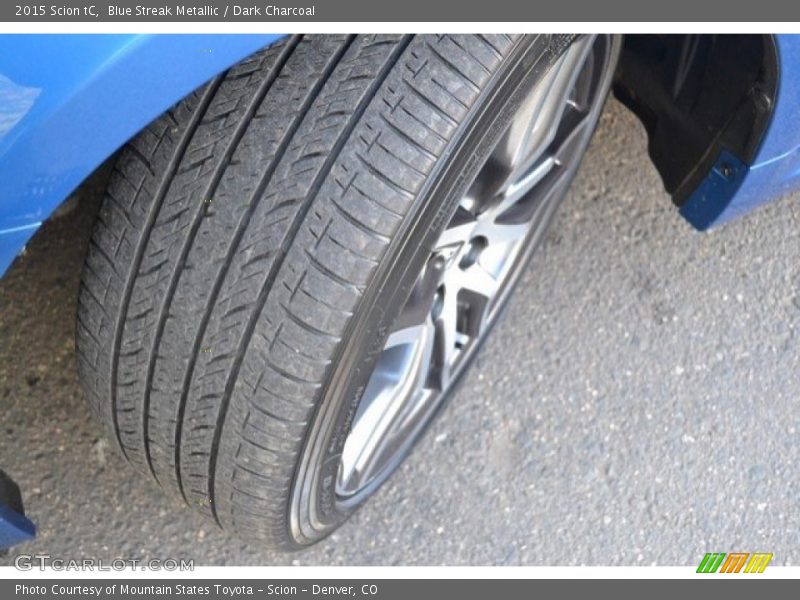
[613, 34, 779, 206]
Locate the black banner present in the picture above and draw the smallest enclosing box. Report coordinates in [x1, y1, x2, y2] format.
[3, 579, 797, 599]
[2, 0, 799, 22]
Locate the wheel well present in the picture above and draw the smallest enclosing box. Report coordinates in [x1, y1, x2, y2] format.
[613, 34, 779, 206]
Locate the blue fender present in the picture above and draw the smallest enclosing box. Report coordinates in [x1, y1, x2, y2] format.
[0, 34, 284, 276]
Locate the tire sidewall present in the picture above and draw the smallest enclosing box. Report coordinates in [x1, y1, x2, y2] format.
[288, 34, 610, 547]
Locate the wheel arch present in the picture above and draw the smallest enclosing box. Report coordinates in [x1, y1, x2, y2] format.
[0, 33, 285, 276]
[613, 34, 800, 230]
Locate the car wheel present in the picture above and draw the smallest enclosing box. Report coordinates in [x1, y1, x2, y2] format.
[77, 34, 620, 548]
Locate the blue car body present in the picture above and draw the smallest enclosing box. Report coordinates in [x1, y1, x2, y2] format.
[0, 34, 282, 276]
[0, 33, 798, 277]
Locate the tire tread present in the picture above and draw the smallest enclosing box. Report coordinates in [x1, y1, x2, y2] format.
[77, 34, 520, 546]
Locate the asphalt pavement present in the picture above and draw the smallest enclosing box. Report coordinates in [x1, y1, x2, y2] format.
[2, 99, 799, 565]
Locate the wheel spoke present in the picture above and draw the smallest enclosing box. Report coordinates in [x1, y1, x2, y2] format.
[383, 323, 427, 350]
[389, 254, 446, 336]
[500, 52, 569, 171]
[550, 110, 592, 164]
[384, 319, 435, 405]
[483, 221, 531, 246]
[499, 36, 595, 191]
[431, 286, 459, 390]
[454, 263, 499, 300]
[340, 318, 435, 492]
[520, 159, 575, 236]
[483, 155, 556, 220]
[485, 105, 591, 226]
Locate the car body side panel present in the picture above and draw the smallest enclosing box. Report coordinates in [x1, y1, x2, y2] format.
[681, 34, 800, 229]
[0, 33, 284, 276]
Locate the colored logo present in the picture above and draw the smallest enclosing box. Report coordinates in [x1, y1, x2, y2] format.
[697, 552, 773, 573]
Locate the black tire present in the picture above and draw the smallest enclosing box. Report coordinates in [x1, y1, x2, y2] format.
[77, 34, 611, 548]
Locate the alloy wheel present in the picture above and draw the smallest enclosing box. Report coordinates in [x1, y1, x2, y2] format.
[337, 35, 614, 499]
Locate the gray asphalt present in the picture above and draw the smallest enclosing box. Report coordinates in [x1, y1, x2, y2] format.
[2, 98, 800, 566]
